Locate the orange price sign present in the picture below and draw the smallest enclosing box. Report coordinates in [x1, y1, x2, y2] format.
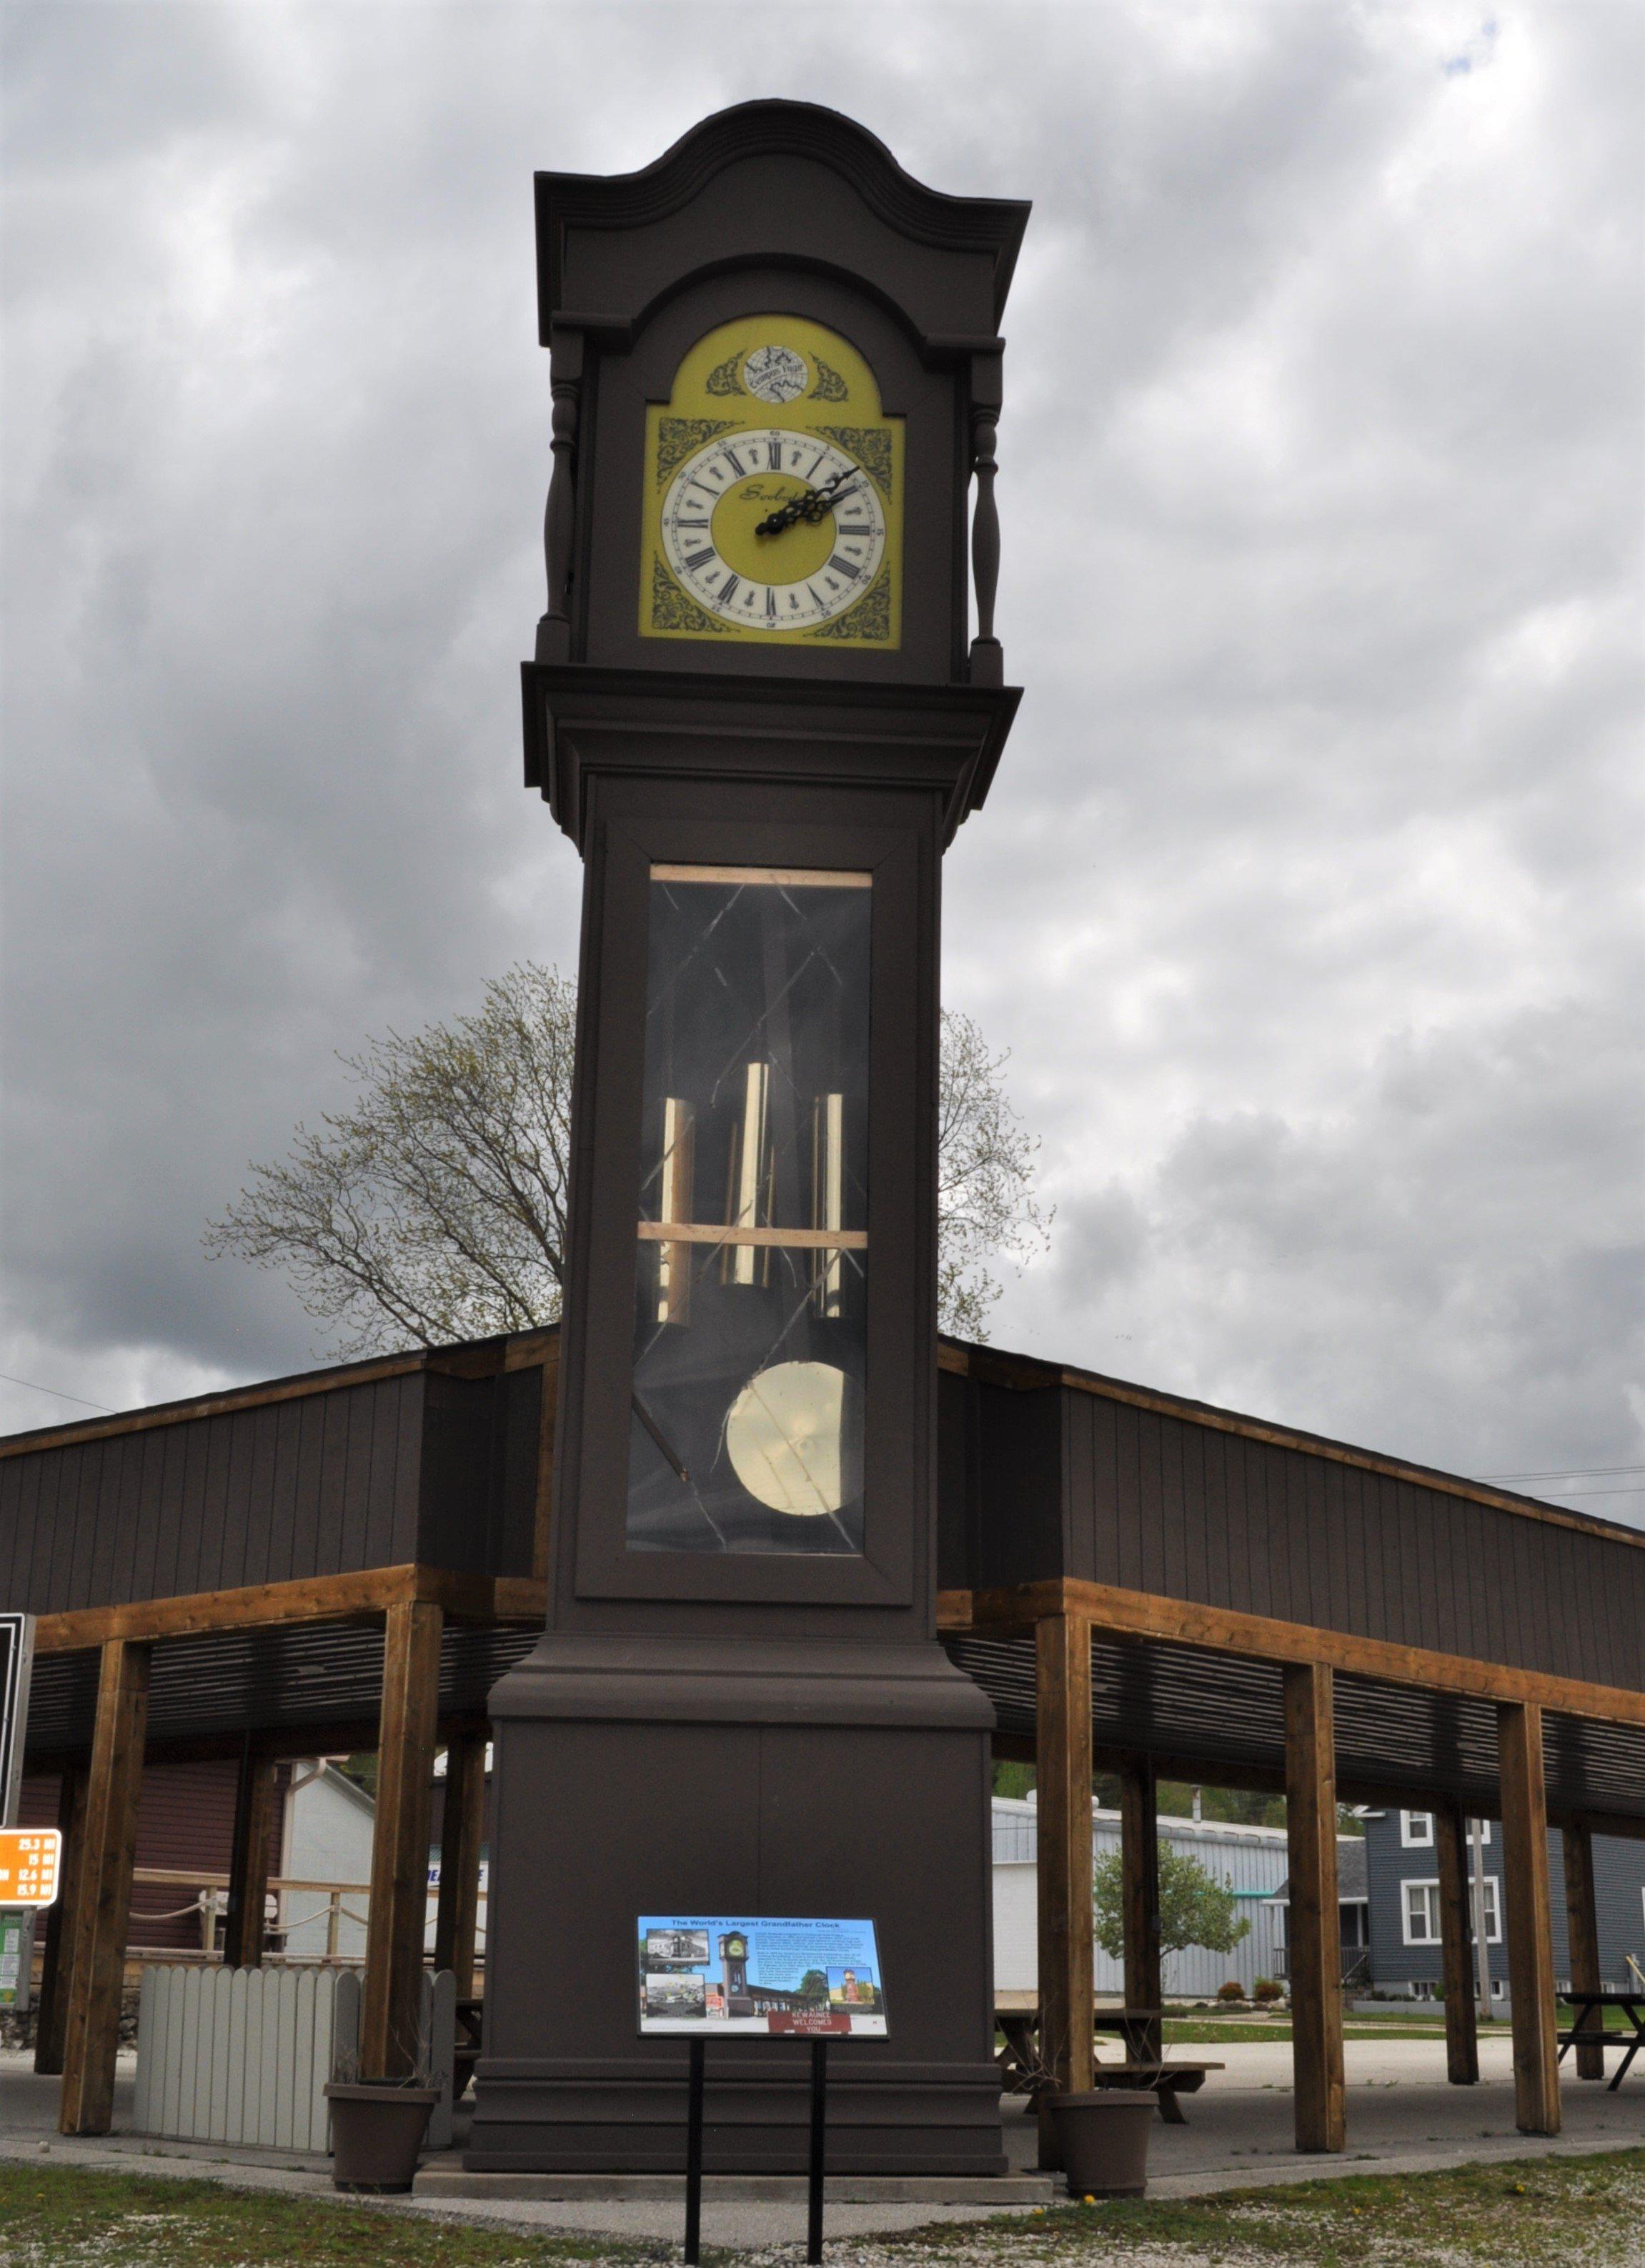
[0, 1828, 61, 1908]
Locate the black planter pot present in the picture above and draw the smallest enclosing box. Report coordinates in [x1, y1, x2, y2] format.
[324, 2082, 439, 2192]
[1047, 2089, 1155, 2198]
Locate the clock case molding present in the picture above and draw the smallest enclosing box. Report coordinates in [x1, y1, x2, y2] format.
[469, 106, 1028, 2177]
[529, 98, 1028, 690]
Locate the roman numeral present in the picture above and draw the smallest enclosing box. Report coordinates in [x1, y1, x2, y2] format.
[765, 589, 777, 621]
[682, 548, 715, 572]
[719, 572, 740, 605]
[767, 437, 782, 470]
[722, 447, 745, 477]
[805, 452, 825, 479]
[827, 554, 860, 580]
[674, 517, 710, 529]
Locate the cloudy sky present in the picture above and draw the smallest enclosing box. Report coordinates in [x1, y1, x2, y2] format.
[4, 2, 1641, 1528]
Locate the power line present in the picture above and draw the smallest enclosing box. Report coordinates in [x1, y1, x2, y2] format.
[1477, 1463, 1644, 1482]
[0, 1371, 113, 1413]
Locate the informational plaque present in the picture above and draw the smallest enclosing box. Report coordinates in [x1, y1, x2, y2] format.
[0, 1829, 61, 1908]
[637, 1916, 887, 2036]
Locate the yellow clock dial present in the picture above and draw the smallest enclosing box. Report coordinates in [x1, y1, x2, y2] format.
[642, 314, 903, 650]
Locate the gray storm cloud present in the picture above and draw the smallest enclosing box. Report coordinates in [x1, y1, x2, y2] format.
[3, 3, 1640, 1528]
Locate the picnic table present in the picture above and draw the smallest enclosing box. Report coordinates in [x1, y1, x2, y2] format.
[1558, 1991, 1645, 2091]
[993, 1998, 1223, 2124]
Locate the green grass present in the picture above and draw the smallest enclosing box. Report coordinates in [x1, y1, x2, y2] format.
[4, 2150, 1644, 2266]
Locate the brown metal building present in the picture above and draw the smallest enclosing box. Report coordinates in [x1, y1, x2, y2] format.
[4, 1323, 1641, 2149]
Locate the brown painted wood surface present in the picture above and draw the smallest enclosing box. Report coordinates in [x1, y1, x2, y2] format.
[33, 1763, 86, 2076]
[1035, 1612, 1093, 2168]
[59, 1640, 149, 2134]
[361, 1601, 442, 2078]
[940, 1580, 1645, 1731]
[1499, 1701, 1560, 2134]
[1561, 1819, 1604, 2082]
[1119, 1756, 1161, 2061]
[935, 1338, 1645, 1553]
[1283, 1661, 1345, 2153]
[434, 1728, 488, 1996]
[1434, 1803, 1480, 2084]
[221, 1751, 279, 1969]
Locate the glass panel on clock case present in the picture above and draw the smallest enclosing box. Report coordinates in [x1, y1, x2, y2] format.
[627, 865, 870, 1556]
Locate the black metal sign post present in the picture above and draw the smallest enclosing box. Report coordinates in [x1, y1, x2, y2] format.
[680, 2037, 829, 2266]
[807, 2038, 828, 2264]
[683, 2038, 706, 2265]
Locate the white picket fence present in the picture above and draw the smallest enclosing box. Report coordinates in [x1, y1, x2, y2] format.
[133, 1966, 457, 2153]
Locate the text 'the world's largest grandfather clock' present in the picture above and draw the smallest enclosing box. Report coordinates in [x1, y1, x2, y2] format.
[468, 103, 1028, 2175]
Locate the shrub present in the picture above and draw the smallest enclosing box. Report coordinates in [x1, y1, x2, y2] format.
[1217, 1980, 1246, 2003]
[1253, 1976, 1282, 2004]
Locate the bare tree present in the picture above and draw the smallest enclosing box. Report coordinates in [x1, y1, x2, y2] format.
[935, 1006, 1050, 1339]
[209, 967, 1045, 1353]
[206, 965, 576, 1356]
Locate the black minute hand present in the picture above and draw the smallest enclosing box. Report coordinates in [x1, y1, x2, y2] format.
[755, 467, 863, 537]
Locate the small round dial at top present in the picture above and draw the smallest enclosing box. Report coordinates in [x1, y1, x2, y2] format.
[658, 430, 887, 631]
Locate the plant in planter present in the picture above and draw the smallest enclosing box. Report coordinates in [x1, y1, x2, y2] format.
[325, 2045, 441, 2192]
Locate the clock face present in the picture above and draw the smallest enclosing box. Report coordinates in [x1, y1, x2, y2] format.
[641, 314, 903, 652]
[658, 432, 888, 633]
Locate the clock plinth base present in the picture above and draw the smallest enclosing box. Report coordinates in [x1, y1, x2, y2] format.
[466, 1636, 1005, 2177]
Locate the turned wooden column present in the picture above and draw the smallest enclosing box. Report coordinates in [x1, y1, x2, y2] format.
[60, 1640, 149, 2134]
[1119, 1756, 1162, 2061]
[1035, 1611, 1093, 2167]
[1562, 1821, 1605, 2082]
[361, 1601, 443, 2078]
[221, 1749, 279, 1969]
[1434, 1802, 1479, 2084]
[1499, 1701, 1560, 2134]
[1283, 1661, 1345, 2153]
[433, 1728, 488, 1997]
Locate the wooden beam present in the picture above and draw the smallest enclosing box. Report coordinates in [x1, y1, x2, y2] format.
[361, 1601, 442, 2079]
[1499, 1701, 1560, 2134]
[1561, 1821, 1604, 2082]
[1119, 1756, 1161, 2062]
[1035, 1613, 1093, 2169]
[434, 1729, 488, 1996]
[34, 1564, 547, 1655]
[59, 1640, 149, 2134]
[1433, 1802, 1479, 2085]
[1283, 1661, 1344, 2154]
[221, 1751, 279, 1969]
[33, 1764, 86, 2076]
[940, 1580, 1645, 1732]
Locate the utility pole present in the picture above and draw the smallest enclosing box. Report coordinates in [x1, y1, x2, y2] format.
[1469, 1815, 1491, 2026]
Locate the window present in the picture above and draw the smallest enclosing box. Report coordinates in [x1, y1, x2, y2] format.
[627, 865, 870, 1556]
[1401, 1876, 1501, 1945]
[1403, 1880, 1441, 1943]
[1402, 1811, 1490, 1846]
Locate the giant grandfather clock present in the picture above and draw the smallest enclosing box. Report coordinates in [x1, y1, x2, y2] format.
[468, 103, 1028, 2176]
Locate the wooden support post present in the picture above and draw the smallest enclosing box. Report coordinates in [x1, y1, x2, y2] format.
[1119, 1756, 1161, 2061]
[361, 1600, 442, 2078]
[1035, 1613, 1093, 2169]
[433, 1728, 487, 1996]
[34, 1763, 86, 2076]
[1434, 1802, 1479, 2084]
[60, 1640, 150, 2134]
[221, 1749, 279, 1969]
[1283, 1661, 1345, 2153]
[1562, 1821, 1604, 2081]
[1499, 1701, 1560, 2134]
